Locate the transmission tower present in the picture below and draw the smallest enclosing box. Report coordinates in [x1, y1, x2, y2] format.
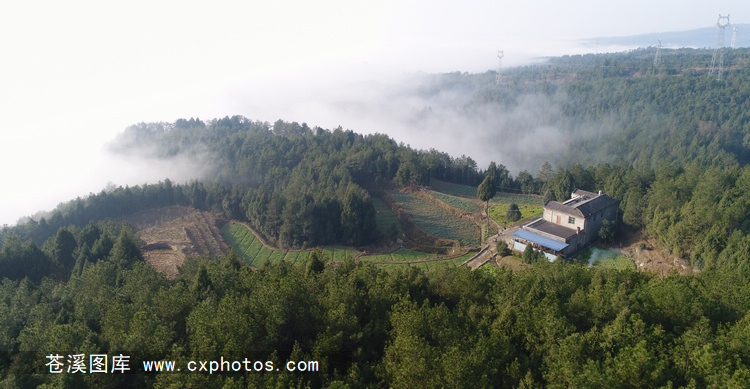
[653, 39, 662, 67]
[709, 14, 730, 80]
[495, 50, 504, 85]
[731, 26, 738, 49]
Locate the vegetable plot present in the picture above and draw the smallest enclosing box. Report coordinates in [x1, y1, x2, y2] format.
[390, 191, 480, 247]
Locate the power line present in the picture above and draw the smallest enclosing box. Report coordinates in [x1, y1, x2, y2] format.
[709, 14, 730, 81]
[495, 50, 504, 85]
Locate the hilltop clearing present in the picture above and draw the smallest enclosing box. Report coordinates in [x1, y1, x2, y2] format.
[121, 206, 227, 278]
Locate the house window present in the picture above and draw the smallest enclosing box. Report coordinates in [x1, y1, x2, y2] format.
[568, 217, 576, 224]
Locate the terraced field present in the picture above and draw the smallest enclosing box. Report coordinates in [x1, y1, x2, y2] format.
[319, 246, 358, 262]
[430, 180, 477, 198]
[390, 191, 480, 247]
[359, 248, 438, 262]
[372, 196, 401, 235]
[491, 192, 545, 206]
[429, 191, 480, 212]
[222, 222, 357, 267]
[224, 221, 474, 272]
[374, 251, 476, 271]
[123, 206, 229, 278]
[125, 204, 488, 275]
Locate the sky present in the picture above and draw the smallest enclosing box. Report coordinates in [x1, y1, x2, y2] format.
[0, 0, 747, 226]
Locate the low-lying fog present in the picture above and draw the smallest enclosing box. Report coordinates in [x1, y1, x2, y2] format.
[1, 0, 745, 226]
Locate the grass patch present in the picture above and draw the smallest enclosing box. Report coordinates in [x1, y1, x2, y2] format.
[594, 255, 636, 270]
[491, 193, 544, 206]
[489, 204, 543, 226]
[577, 246, 634, 270]
[451, 251, 477, 265]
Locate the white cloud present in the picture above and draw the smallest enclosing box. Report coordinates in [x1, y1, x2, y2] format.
[1, 0, 748, 225]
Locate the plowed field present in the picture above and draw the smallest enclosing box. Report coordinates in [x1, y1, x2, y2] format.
[122, 206, 228, 278]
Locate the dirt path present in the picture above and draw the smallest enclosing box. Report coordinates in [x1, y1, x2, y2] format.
[464, 225, 520, 269]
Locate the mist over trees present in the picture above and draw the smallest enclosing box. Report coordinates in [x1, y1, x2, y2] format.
[405, 47, 750, 171]
[3, 47, 750, 387]
[2, 118, 486, 249]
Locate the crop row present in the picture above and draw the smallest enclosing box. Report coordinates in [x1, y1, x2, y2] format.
[491, 192, 545, 206]
[371, 196, 401, 234]
[222, 222, 356, 267]
[429, 191, 480, 212]
[375, 251, 475, 271]
[223, 221, 477, 271]
[360, 248, 437, 262]
[390, 191, 480, 246]
[430, 180, 477, 198]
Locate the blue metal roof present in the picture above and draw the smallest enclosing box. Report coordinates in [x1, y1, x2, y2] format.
[512, 229, 569, 252]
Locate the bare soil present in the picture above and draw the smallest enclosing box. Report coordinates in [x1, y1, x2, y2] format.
[604, 229, 692, 276]
[121, 206, 229, 279]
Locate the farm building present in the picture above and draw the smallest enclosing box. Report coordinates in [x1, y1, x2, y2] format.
[512, 189, 618, 260]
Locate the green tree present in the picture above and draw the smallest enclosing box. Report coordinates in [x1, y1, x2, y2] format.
[51, 228, 77, 274]
[340, 184, 376, 246]
[522, 244, 545, 264]
[517, 170, 535, 194]
[110, 228, 143, 268]
[506, 203, 522, 222]
[478, 164, 498, 239]
[598, 219, 615, 242]
[496, 240, 512, 256]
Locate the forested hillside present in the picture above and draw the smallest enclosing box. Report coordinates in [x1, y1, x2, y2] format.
[1, 119, 487, 251]
[4, 230, 750, 387]
[4, 47, 750, 387]
[411, 47, 750, 168]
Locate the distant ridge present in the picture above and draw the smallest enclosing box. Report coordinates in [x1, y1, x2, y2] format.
[582, 23, 750, 50]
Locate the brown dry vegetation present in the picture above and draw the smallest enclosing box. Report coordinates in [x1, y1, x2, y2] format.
[493, 256, 530, 271]
[603, 229, 692, 276]
[121, 206, 228, 278]
[620, 241, 692, 276]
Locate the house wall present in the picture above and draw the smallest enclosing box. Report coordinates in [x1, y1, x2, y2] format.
[537, 195, 619, 258]
[566, 231, 584, 254]
[584, 203, 618, 243]
[543, 208, 585, 231]
[542, 201, 618, 252]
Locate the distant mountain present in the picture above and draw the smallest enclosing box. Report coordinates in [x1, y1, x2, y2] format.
[584, 23, 750, 50]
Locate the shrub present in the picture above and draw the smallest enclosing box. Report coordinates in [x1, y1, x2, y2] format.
[506, 203, 522, 222]
[496, 241, 512, 257]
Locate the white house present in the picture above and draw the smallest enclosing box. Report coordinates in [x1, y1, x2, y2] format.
[512, 189, 619, 259]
